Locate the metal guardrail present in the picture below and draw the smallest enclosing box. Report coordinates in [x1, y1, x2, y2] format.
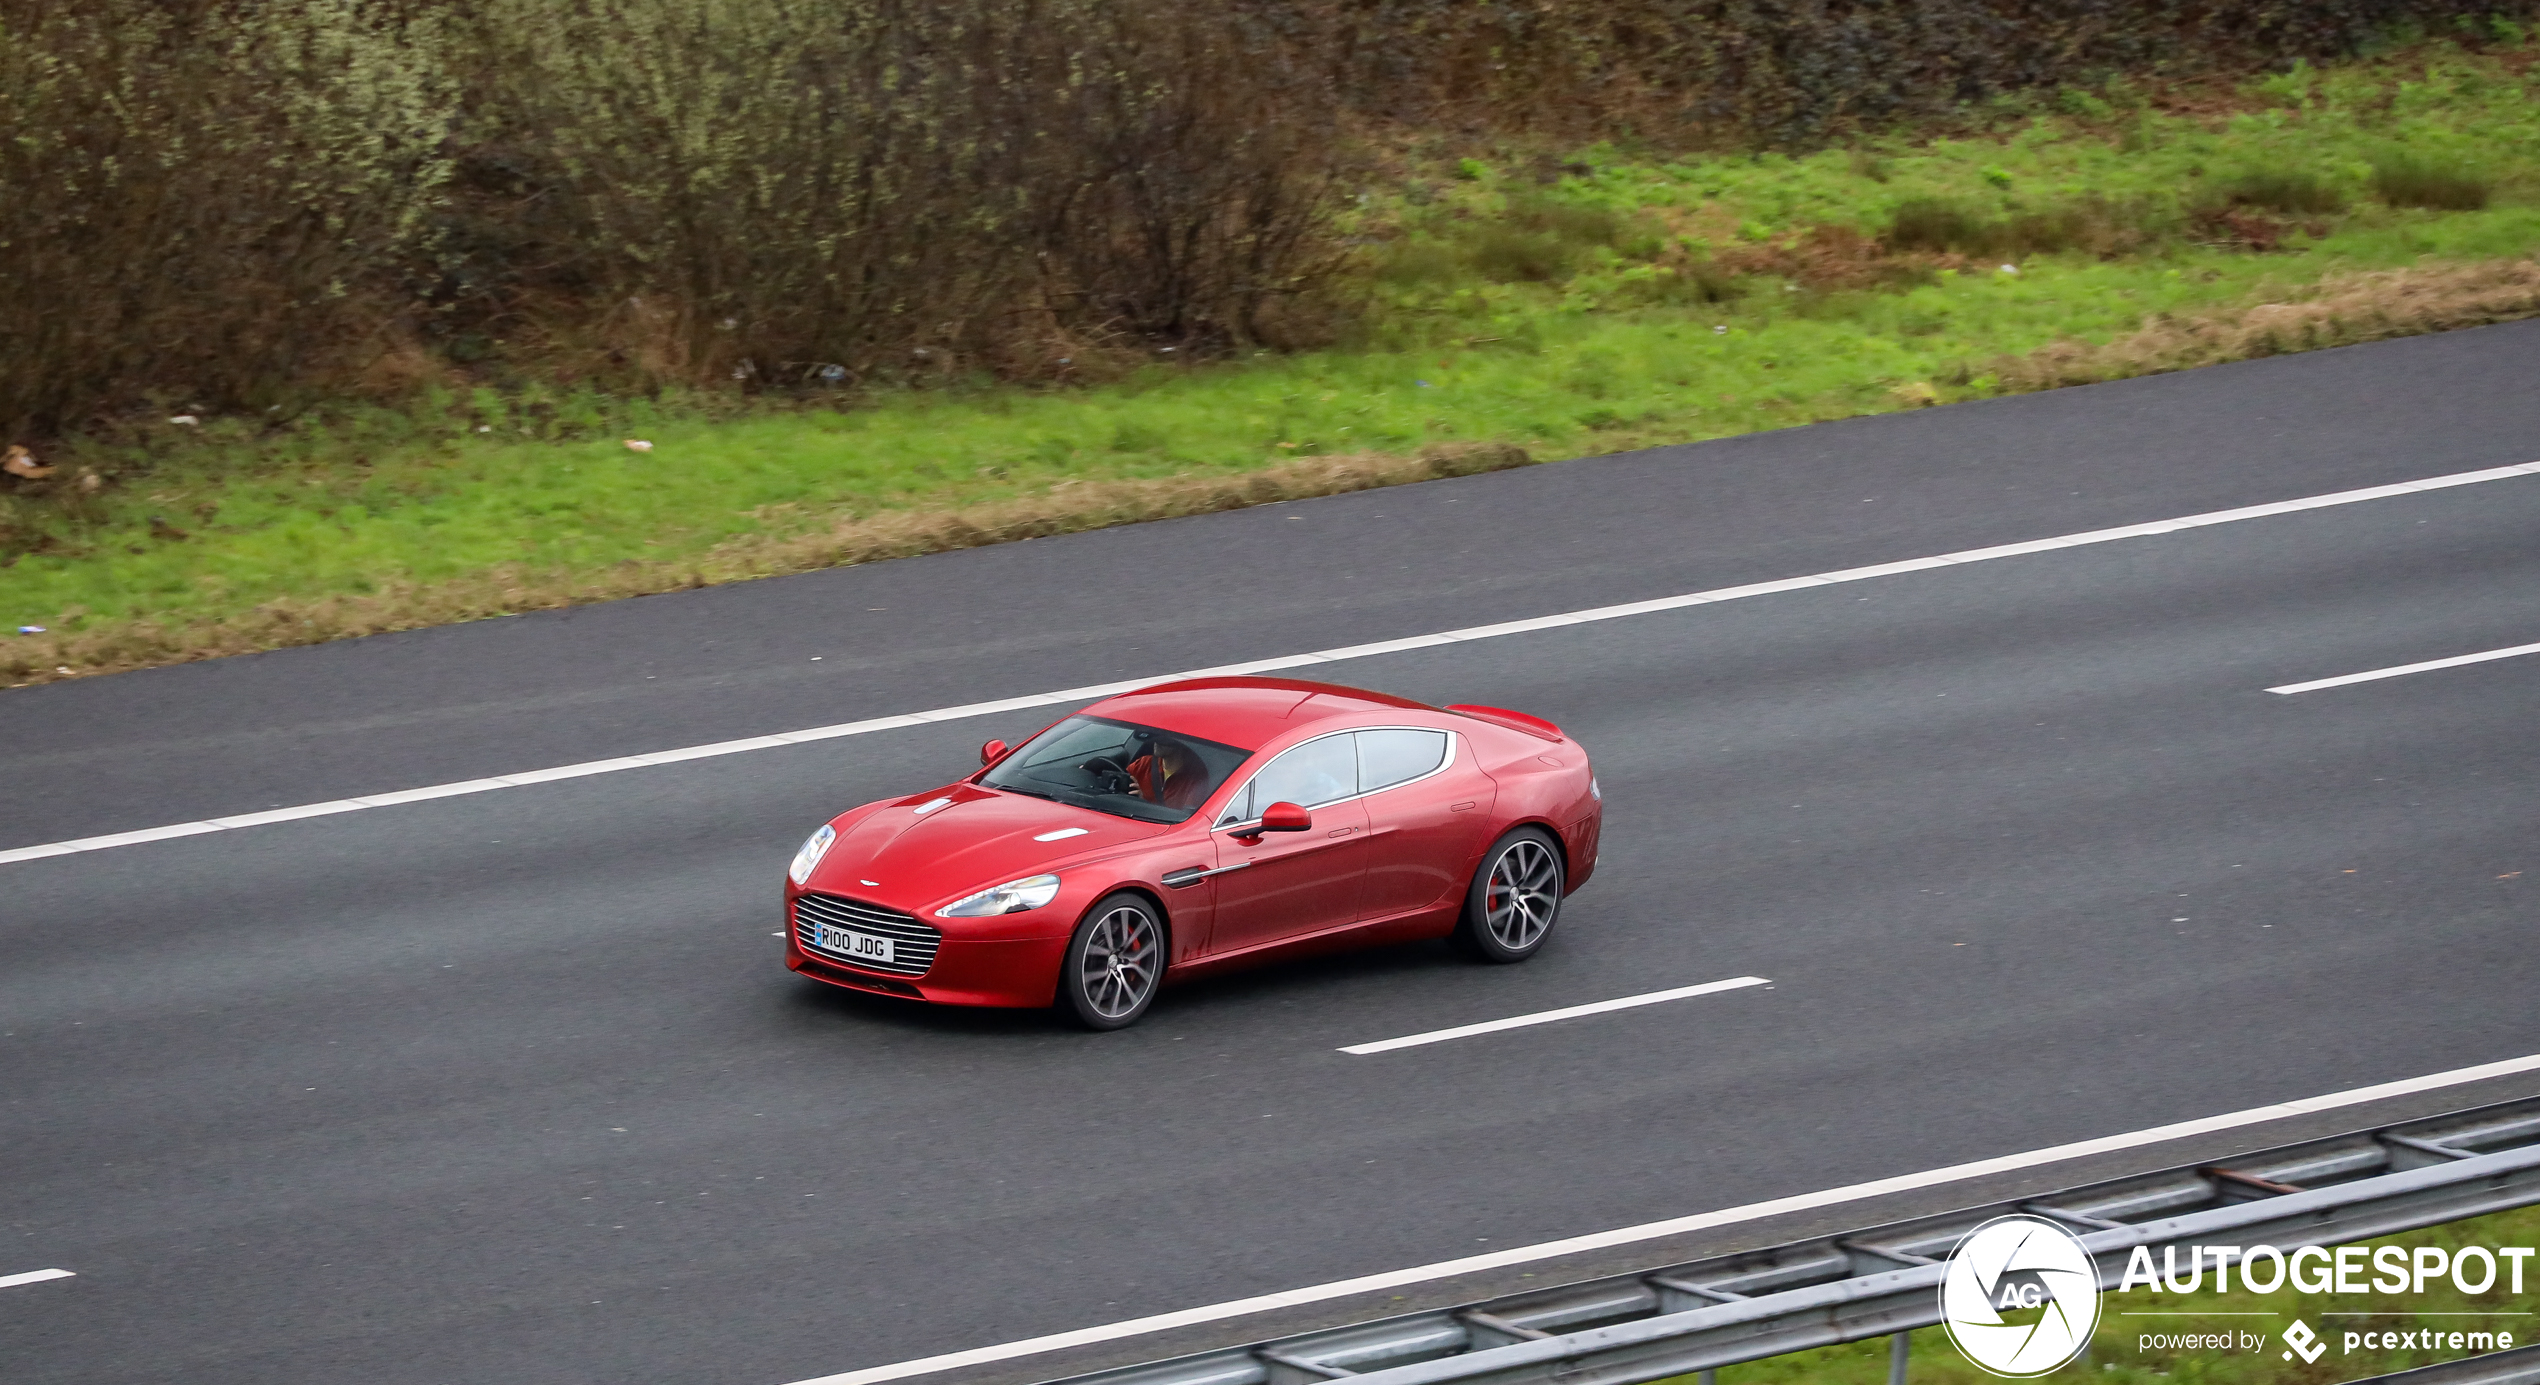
[1051, 1097, 2540, 1385]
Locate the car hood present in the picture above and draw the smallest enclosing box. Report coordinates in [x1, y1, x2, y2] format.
[806, 784, 1170, 909]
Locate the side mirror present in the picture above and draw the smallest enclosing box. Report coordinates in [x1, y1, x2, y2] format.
[979, 739, 1009, 767]
[1257, 801, 1311, 833]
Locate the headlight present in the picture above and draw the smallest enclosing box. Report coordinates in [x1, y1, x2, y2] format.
[937, 873, 1061, 917]
[787, 824, 836, 886]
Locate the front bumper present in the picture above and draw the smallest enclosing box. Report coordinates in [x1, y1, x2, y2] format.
[787, 935, 1068, 1007]
[785, 891, 1069, 1008]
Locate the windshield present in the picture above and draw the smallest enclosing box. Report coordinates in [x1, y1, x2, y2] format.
[981, 716, 1251, 824]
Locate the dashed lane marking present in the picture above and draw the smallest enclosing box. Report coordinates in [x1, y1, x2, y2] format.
[1340, 976, 1770, 1054]
[2267, 638, 2540, 695]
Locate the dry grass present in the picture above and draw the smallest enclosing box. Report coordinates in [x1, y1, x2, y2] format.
[1998, 255, 2540, 389]
[13, 254, 2540, 690]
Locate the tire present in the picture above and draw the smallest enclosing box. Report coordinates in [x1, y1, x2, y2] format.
[1452, 827, 1565, 963]
[1058, 893, 1167, 1030]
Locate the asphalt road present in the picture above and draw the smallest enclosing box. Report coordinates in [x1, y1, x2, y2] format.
[4, 321, 2538, 1385]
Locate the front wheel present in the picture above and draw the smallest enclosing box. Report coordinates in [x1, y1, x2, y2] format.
[1452, 827, 1565, 963]
[1059, 893, 1166, 1030]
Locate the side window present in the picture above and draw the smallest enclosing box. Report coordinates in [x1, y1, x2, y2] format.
[1357, 728, 1449, 793]
[1224, 734, 1359, 821]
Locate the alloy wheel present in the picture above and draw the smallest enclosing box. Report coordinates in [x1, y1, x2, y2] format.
[1484, 839, 1559, 952]
[1079, 904, 1160, 1020]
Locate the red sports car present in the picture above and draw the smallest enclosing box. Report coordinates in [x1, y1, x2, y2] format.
[782, 676, 1601, 1029]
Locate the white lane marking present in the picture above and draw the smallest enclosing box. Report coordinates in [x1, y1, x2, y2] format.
[7, 459, 2536, 871]
[1340, 977, 1770, 1054]
[2267, 639, 2540, 695]
[773, 1048, 2540, 1385]
[0, 1268, 74, 1289]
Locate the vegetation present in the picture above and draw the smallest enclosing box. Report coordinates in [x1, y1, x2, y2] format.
[1668, 1199, 2540, 1385]
[0, 0, 1343, 442]
[6, 16, 2540, 684]
[6, 0, 2537, 442]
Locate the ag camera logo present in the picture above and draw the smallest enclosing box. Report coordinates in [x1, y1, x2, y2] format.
[1941, 1215, 2103, 1377]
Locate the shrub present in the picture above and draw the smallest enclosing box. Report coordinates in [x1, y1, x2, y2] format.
[1449, 195, 1640, 283]
[2215, 169, 2346, 212]
[1374, 239, 1467, 286]
[0, 0, 1344, 440]
[2372, 155, 2493, 208]
[1886, 198, 1993, 253]
[472, 0, 1344, 379]
[1887, 195, 2169, 257]
[0, 0, 454, 441]
[1285, 0, 2540, 145]
[1465, 226, 1578, 282]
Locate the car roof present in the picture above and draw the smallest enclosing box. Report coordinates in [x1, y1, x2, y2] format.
[1088, 677, 1435, 751]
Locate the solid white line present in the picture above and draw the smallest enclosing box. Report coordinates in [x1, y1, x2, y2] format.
[2267, 639, 2540, 695]
[772, 1049, 2540, 1385]
[0, 1268, 74, 1290]
[1340, 977, 1770, 1054]
[7, 459, 2537, 871]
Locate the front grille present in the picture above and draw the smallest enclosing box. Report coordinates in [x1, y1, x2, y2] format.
[793, 893, 942, 978]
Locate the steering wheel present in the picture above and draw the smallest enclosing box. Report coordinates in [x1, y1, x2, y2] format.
[1079, 755, 1137, 795]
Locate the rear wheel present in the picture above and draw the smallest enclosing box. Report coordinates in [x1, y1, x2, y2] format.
[1452, 828, 1564, 963]
[1059, 893, 1166, 1030]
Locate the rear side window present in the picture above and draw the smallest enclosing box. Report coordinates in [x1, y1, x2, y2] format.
[1357, 728, 1449, 793]
[1216, 728, 1452, 824]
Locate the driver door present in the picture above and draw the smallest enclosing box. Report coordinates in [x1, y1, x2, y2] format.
[1202, 733, 1370, 957]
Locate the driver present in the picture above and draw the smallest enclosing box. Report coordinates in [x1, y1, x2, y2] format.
[1125, 737, 1212, 810]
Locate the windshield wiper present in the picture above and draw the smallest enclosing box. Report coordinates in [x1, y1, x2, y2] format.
[990, 784, 1062, 802]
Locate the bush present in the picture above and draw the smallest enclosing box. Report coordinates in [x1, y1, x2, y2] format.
[1465, 227, 1579, 282]
[2372, 155, 2493, 208]
[467, 0, 1343, 380]
[2215, 169, 2347, 212]
[0, 0, 453, 441]
[1887, 195, 2168, 257]
[0, 0, 1344, 439]
[1886, 199, 1993, 253]
[1284, 0, 2540, 145]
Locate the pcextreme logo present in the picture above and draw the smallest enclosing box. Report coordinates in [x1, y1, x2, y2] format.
[1940, 1215, 2102, 1377]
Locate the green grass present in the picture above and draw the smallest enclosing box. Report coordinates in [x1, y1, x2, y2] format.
[8, 39, 2540, 676]
[1676, 1199, 2540, 1385]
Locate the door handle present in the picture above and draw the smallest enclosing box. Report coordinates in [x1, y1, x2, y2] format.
[1450, 801, 1478, 811]
[1326, 827, 1356, 837]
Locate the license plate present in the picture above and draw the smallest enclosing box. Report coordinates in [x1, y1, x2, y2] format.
[815, 922, 894, 965]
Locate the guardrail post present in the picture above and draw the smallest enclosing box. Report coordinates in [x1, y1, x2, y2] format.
[1888, 1330, 1910, 1385]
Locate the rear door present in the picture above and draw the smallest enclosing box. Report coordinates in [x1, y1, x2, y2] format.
[1356, 727, 1496, 922]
